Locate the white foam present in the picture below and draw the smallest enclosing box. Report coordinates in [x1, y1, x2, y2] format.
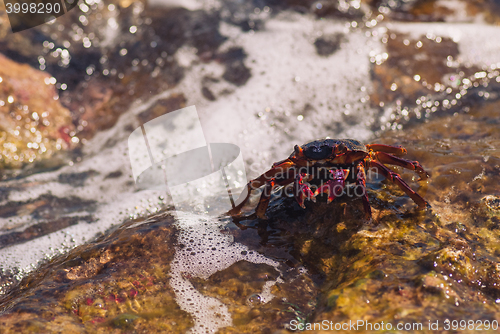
[172, 12, 381, 178]
[170, 212, 281, 334]
[0, 12, 382, 280]
[147, 0, 204, 11]
[0, 134, 169, 274]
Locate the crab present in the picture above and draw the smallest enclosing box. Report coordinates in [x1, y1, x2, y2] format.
[229, 139, 430, 219]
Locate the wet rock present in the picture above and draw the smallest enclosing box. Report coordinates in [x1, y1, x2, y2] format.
[0, 215, 94, 250]
[377, 0, 500, 24]
[314, 33, 345, 57]
[201, 76, 235, 101]
[57, 170, 99, 187]
[1, 0, 500, 333]
[218, 47, 251, 86]
[0, 214, 194, 333]
[0, 193, 97, 221]
[0, 212, 319, 333]
[378, 0, 456, 22]
[370, 31, 461, 107]
[190, 261, 315, 333]
[0, 53, 75, 170]
[111, 313, 140, 329]
[312, 0, 366, 19]
[370, 29, 500, 132]
[223, 61, 252, 87]
[201, 85, 217, 101]
[314, 101, 500, 327]
[1, 2, 227, 143]
[226, 90, 500, 330]
[483, 195, 500, 211]
[136, 94, 187, 124]
[0, 12, 11, 40]
[104, 170, 123, 179]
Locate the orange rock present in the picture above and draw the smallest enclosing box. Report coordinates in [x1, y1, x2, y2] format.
[0, 53, 75, 169]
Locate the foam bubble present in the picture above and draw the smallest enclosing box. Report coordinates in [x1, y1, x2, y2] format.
[170, 211, 281, 334]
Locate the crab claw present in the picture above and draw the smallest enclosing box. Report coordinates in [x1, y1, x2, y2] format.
[294, 173, 315, 208]
[314, 169, 350, 203]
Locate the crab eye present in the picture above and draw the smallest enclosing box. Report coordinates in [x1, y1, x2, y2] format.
[294, 145, 303, 156]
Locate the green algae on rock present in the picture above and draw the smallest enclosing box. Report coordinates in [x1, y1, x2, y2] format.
[223, 93, 500, 333]
[0, 214, 194, 333]
[189, 260, 317, 334]
[0, 211, 319, 334]
[1, 98, 500, 334]
[304, 101, 500, 333]
[1, 0, 500, 333]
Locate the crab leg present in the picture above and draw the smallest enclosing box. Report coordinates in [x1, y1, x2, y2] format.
[366, 144, 407, 157]
[373, 151, 430, 180]
[356, 163, 372, 218]
[228, 182, 260, 216]
[228, 160, 296, 216]
[294, 173, 315, 208]
[314, 169, 349, 203]
[254, 175, 296, 219]
[367, 160, 428, 208]
[255, 179, 275, 219]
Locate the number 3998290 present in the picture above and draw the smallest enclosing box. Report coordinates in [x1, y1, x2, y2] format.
[5, 1, 61, 14]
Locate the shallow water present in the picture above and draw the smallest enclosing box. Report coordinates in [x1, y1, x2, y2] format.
[1, 0, 500, 333]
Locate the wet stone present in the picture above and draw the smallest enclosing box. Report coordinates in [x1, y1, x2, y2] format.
[1, 0, 500, 332]
[483, 195, 500, 211]
[1, 1, 229, 149]
[225, 90, 500, 331]
[378, 0, 500, 24]
[314, 33, 345, 57]
[112, 313, 140, 329]
[57, 170, 99, 187]
[0, 214, 195, 333]
[136, 94, 187, 124]
[370, 32, 461, 108]
[201, 86, 217, 101]
[0, 54, 75, 171]
[218, 47, 252, 87]
[0, 215, 94, 250]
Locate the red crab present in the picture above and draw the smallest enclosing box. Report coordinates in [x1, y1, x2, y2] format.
[229, 139, 430, 219]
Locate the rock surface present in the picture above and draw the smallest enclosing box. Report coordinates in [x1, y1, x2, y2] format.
[1, 0, 500, 333]
[0, 53, 75, 170]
